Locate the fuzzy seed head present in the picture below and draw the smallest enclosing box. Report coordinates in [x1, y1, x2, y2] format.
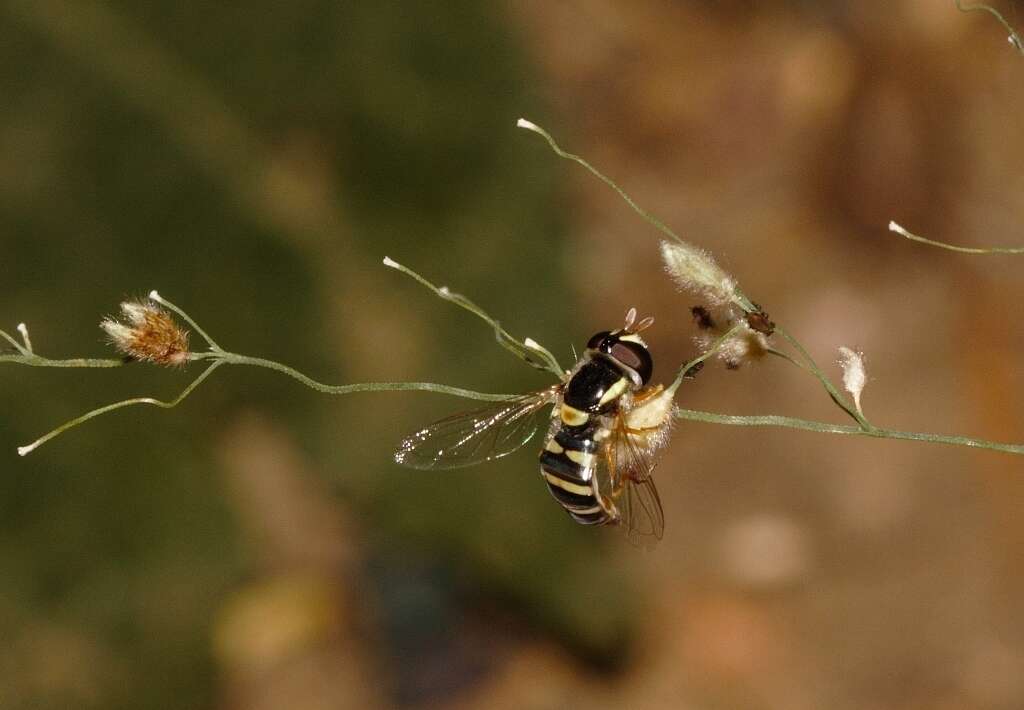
[721, 325, 769, 369]
[694, 319, 770, 370]
[661, 241, 739, 308]
[838, 346, 867, 415]
[101, 299, 190, 366]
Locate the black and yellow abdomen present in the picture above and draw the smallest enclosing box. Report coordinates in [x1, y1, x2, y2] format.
[539, 359, 630, 526]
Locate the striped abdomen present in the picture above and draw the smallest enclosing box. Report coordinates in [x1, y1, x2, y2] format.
[539, 422, 611, 525]
[539, 359, 631, 526]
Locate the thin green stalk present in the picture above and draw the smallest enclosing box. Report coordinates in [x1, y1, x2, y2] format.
[15, 349, 517, 455]
[2, 323, 130, 367]
[8, 289, 1024, 457]
[17, 361, 224, 456]
[0, 355, 126, 368]
[667, 323, 746, 395]
[516, 119, 759, 314]
[1, 324, 128, 366]
[517, 119, 686, 247]
[677, 408, 1024, 455]
[773, 325, 871, 429]
[383, 256, 565, 379]
[765, 346, 862, 418]
[0, 327, 28, 355]
[889, 221, 1024, 255]
[150, 290, 223, 350]
[189, 350, 516, 401]
[516, 119, 881, 430]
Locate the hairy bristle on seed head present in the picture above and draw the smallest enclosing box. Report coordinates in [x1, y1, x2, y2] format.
[695, 321, 769, 370]
[661, 240, 739, 308]
[838, 346, 867, 415]
[101, 299, 190, 366]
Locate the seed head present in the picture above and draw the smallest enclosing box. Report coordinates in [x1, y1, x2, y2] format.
[693, 309, 770, 370]
[838, 346, 867, 416]
[101, 299, 190, 366]
[661, 241, 740, 308]
[717, 325, 770, 369]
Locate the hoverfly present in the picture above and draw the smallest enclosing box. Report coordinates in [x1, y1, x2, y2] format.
[395, 308, 675, 546]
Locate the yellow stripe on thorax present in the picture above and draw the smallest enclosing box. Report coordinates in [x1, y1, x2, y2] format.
[598, 377, 630, 406]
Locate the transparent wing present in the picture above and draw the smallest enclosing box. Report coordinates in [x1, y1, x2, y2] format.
[600, 414, 666, 547]
[395, 387, 559, 470]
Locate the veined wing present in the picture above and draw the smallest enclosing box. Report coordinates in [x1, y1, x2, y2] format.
[600, 414, 666, 547]
[394, 387, 559, 470]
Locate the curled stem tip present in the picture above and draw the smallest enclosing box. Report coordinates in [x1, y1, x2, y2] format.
[889, 220, 1024, 254]
[148, 291, 222, 351]
[516, 117, 687, 247]
[955, 1, 1024, 55]
[16, 323, 32, 353]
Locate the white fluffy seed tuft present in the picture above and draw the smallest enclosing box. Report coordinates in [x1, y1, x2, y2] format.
[838, 346, 867, 416]
[661, 241, 739, 307]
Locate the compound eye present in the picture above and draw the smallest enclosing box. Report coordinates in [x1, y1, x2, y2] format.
[586, 331, 611, 350]
[610, 342, 643, 371]
[610, 342, 653, 384]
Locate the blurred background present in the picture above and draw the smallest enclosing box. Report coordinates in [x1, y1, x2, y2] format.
[2, 1, 1024, 708]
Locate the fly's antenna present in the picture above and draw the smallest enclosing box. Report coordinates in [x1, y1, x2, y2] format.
[623, 307, 637, 331]
[623, 307, 654, 334]
[634, 315, 655, 333]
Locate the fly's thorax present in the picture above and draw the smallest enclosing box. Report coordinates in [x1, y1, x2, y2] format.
[563, 359, 634, 419]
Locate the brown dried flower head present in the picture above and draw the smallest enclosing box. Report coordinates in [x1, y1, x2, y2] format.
[101, 299, 190, 366]
[694, 313, 770, 370]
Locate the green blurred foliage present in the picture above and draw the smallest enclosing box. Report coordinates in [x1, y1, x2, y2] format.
[0, 2, 633, 708]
